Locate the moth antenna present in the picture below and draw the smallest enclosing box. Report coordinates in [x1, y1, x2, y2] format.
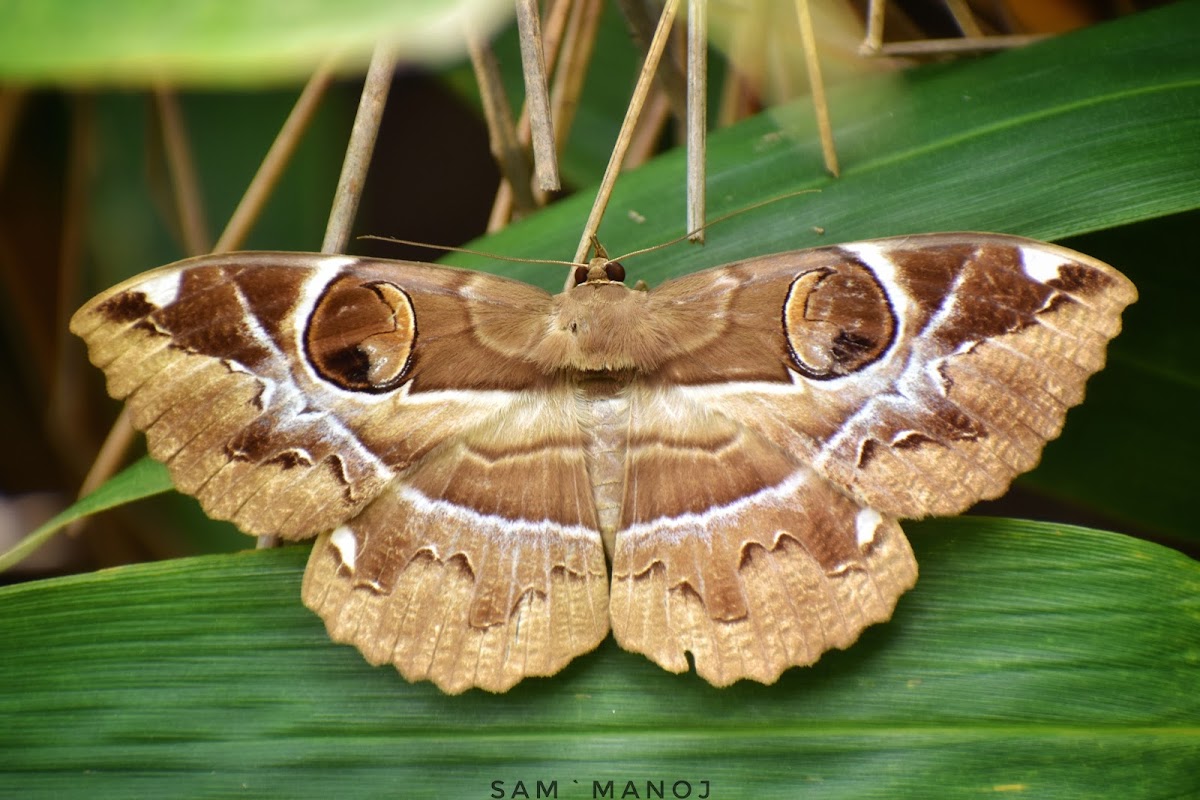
[610, 188, 821, 262]
[359, 235, 585, 268]
[363, 187, 818, 270]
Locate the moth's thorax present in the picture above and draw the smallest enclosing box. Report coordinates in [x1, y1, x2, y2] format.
[529, 281, 669, 374]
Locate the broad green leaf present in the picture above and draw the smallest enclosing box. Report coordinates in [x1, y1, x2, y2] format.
[0, 0, 513, 85]
[1, 519, 1195, 797]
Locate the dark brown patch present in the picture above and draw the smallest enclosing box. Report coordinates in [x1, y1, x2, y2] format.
[831, 330, 879, 365]
[226, 426, 272, 462]
[889, 244, 975, 331]
[322, 536, 355, 576]
[324, 455, 359, 507]
[940, 407, 986, 442]
[325, 453, 352, 489]
[934, 360, 957, 393]
[931, 245, 1054, 349]
[1038, 293, 1077, 316]
[154, 268, 274, 369]
[133, 319, 168, 337]
[892, 431, 936, 449]
[857, 439, 880, 469]
[266, 449, 313, 470]
[230, 263, 312, 335]
[99, 291, 157, 323]
[1049, 263, 1112, 294]
[247, 380, 271, 411]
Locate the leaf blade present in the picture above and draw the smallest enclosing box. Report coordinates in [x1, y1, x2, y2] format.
[2, 518, 1196, 797]
[0, 0, 514, 85]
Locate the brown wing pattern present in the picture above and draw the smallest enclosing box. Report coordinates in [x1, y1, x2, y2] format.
[608, 385, 917, 684]
[71, 253, 557, 537]
[72, 253, 608, 693]
[608, 233, 1134, 682]
[302, 388, 609, 693]
[648, 234, 1137, 517]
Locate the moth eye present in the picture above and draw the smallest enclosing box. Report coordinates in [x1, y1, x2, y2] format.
[573, 266, 589, 285]
[305, 277, 416, 393]
[604, 262, 626, 282]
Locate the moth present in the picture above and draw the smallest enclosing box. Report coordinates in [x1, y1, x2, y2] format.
[71, 233, 1136, 693]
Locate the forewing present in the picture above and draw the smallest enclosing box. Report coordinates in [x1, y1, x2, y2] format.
[71, 252, 552, 537]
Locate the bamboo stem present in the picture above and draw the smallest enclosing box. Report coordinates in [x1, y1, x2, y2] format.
[515, 0, 561, 191]
[574, 0, 682, 265]
[686, 0, 707, 242]
[322, 44, 396, 255]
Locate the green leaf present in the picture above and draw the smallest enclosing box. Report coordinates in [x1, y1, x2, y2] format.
[2, 518, 1196, 797]
[0, 459, 170, 572]
[0, 0, 514, 85]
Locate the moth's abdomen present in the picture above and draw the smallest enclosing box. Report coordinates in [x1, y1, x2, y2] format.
[574, 375, 634, 557]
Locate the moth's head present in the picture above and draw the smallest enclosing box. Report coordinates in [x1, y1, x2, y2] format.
[529, 257, 667, 374]
[572, 256, 626, 287]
